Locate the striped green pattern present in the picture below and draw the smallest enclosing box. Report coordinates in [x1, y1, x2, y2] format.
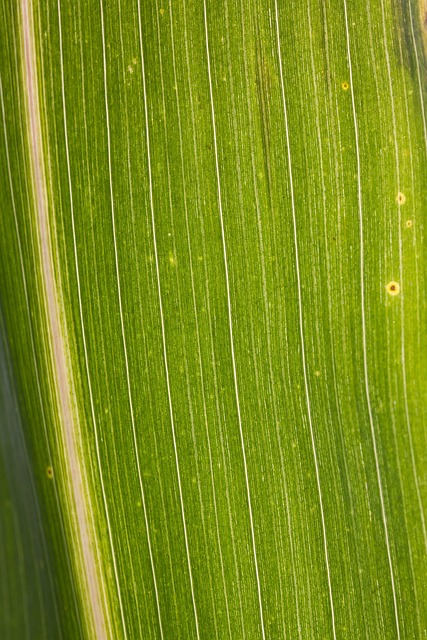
[1, 0, 427, 638]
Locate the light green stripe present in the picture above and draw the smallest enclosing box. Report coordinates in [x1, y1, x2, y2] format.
[20, 1, 108, 637]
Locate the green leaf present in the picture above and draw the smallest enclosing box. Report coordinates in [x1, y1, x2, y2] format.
[1, 0, 427, 638]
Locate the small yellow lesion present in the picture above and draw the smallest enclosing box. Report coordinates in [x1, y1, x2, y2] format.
[341, 81, 350, 91]
[386, 281, 400, 296]
[160, 7, 165, 15]
[397, 192, 406, 205]
[314, 370, 321, 378]
[127, 58, 138, 77]
[46, 466, 54, 479]
[405, 219, 413, 228]
[168, 251, 177, 267]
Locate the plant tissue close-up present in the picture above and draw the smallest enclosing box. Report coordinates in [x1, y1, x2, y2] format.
[1, 0, 427, 638]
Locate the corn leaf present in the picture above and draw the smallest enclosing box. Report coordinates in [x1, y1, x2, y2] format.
[1, 0, 427, 638]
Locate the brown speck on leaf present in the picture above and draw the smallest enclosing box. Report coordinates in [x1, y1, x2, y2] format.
[46, 466, 54, 479]
[386, 281, 400, 296]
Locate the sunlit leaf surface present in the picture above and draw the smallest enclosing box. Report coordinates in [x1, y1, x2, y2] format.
[1, 0, 427, 638]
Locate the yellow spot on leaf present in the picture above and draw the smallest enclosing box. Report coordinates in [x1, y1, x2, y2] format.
[341, 81, 349, 91]
[46, 466, 54, 479]
[386, 281, 400, 296]
[314, 370, 321, 377]
[397, 192, 406, 205]
[168, 251, 177, 267]
[405, 219, 413, 228]
[160, 7, 165, 15]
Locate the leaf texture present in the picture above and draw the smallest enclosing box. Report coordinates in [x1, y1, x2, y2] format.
[1, 0, 427, 638]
